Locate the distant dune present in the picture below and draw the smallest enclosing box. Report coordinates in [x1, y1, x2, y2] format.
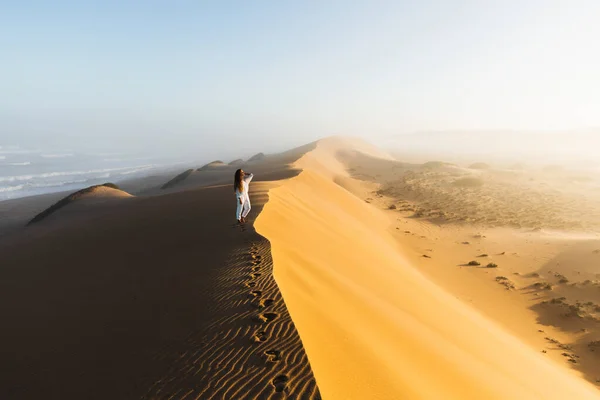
[197, 160, 228, 171]
[161, 169, 194, 190]
[27, 183, 131, 225]
[228, 158, 244, 166]
[469, 162, 491, 169]
[247, 152, 266, 162]
[5, 136, 600, 400]
[422, 160, 456, 169]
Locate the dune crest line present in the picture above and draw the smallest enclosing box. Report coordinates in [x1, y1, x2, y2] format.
[142, 233, 321, 400]
[255, 137, 600, 400]
[0, 167, 320, 399]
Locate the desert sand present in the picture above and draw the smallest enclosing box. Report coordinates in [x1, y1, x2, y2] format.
[2, 136, 600, 399]
[255, 137, 600, 399]
[0, 150, 320, 399]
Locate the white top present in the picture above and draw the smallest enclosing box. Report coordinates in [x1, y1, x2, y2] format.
[235, 173, 253, 202]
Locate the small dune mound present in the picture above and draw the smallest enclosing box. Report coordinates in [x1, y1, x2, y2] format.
[161, 169, 194, 190]
[468, 162, 490, 170]
[247, 152, 266, 163]
[28, 183, 130, 225]
[229, 159, 244, 166]
[452, 177, 484, 188]
[197, 160, 228, 171]
[422, 161, 454, 169]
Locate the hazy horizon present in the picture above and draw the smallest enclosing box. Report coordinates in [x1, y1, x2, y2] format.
[3, 1, 600, 156]
[5, 3, 600, 397]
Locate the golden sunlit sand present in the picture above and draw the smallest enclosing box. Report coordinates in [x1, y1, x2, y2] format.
[256, 137, 600, 399]
[2, 136, 600, 399]
[5, 1, 599, 398]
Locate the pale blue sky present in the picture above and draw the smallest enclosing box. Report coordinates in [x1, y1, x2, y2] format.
[1, 1, 599, 154]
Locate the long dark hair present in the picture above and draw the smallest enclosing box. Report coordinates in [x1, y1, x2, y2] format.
[234, 169, 243, 192]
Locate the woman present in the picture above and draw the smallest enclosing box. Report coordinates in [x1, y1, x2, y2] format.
[234, 169, 254, 224]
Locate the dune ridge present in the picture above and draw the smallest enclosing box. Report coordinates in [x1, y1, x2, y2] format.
[197, 160, 229, 171]
[255, 137, 600, 399]
[161, 169, 194, 190]
[341, 151, 600, 231]
[27, 183, 131, 225]
[229, 158, 245, 166]
[143, 231, 320, 400]
[0, 153, 321, 398]
[248, 152, 266, 163]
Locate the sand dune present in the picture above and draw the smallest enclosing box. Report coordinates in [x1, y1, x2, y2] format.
[341, 146, 600, 391]
[197, 160, 229, 171]
[0, 151, 320, 399]
[341, 151, 600, 231]
[256, 137, 600, 399]
[156, 143, 316, 195]
[161, 168, 195, 190]
[3, 135, 600, 399]
[469, 162, 491, 169]
[143, 220, 320, 400]
[248, 153, 266, 163]
[27, 183, 132, 225]
[229, 159, 245, 166]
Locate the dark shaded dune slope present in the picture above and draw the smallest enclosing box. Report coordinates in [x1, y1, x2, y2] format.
[27, 183, 127, 225]
[161, 169, 194, 189]
[157, 141, 318, 193]
[0, 157, 320, 399]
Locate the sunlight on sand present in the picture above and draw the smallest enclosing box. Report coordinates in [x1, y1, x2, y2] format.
[256, 137, 600, 399]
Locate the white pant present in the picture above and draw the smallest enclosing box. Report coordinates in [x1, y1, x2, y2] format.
[236, 198, 251, 220]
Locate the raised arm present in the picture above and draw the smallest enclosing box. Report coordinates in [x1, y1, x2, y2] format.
[243, 173, 254, 183]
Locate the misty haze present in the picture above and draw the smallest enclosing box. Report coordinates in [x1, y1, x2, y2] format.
[1, 2, 600, 400]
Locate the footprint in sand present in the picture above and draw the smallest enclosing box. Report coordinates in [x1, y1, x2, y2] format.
[253, 331, 268, 343]
[259, 298, 274, 308]
[250, 290, 262, 298]
[245, 281, 257, 288]
[271, 374, 289, 393]
[264, 350, 281, 362]
[255, 312, 278, 323]
[250, 273, 261, 279]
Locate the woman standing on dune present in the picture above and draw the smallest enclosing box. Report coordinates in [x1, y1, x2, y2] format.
[234, 169, 253, 224]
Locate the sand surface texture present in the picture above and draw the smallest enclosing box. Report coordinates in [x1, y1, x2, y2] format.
[344, 146, 600, 389]
[3, 136, 600, 399]
[255, 137, 600, 399]
[0, 153, 320, 399]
